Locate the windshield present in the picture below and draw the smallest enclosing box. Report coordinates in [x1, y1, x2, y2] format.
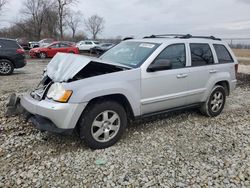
[100, 41, 160, 68]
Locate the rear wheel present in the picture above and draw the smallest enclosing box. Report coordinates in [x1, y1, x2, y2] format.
[79, 100, 127, 149]
[0, 59, 14, 75]
[39, 52, 47, 59]
[200, 85, 226, 117]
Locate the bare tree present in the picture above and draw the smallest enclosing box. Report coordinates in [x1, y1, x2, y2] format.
[85, 14, 105, 40]
[54, 0, 78, 39]
[66, 10, 81, 39]
[43, 9, 59, 38]
[15, 19, 34, 39]
[0, 0, 7, 14]
[22, 0, 54, 40]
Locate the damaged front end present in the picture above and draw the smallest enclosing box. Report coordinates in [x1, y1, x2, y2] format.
[5, 53, 129, 134]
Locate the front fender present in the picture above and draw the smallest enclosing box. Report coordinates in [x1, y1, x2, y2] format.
[64, 69, 141, 116]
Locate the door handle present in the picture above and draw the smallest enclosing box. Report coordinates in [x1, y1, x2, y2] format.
[209, 69, 218, 73]
[177, 74, 188, 78]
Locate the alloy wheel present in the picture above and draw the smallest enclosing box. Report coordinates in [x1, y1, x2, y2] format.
[210, 91, 224, 113]
[91, 110, 121, 143]
[0, 61, 12, 74]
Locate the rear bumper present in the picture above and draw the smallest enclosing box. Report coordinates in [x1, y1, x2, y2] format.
[14, 57, 26, 69]
[231, 79, 237, 92]
[20, 94, 87, 131]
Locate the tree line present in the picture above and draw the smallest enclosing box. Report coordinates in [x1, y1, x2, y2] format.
[0, 0, 105, 41]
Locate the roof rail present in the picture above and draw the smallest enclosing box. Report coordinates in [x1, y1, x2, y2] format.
[180, 34, 221, 41]
[123, 37, 134, 41]
[143, 34, 221, 41]
[143, 34, 186, 39]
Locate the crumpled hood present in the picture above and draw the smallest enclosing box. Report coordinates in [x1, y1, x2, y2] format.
[46, 53, 91, 82]
[46, 53, 128, 82]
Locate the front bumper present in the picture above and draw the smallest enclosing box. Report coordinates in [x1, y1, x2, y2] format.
[20, 94, 87, 133]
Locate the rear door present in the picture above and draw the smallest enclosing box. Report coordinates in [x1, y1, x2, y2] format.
[141, 43, 189, 114]
[59, 43, 71, 53]
[47, 43, 61, 57]
[185, 43, 215, 104]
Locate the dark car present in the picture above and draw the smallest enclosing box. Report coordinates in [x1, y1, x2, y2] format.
[90, 43, 115, 55]
[0, 38, 26, 75]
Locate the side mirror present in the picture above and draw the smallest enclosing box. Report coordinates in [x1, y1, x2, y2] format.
[147, 60, 172, 72]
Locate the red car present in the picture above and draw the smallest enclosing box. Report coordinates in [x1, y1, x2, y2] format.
[29, 41, 79, 58]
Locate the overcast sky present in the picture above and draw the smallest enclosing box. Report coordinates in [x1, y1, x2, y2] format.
[1, 0, 250, 38]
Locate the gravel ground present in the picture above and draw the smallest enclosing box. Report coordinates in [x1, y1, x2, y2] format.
[0, 59, 250, 187]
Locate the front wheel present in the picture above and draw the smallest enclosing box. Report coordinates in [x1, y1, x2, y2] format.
[79, 101, 127, 149]
[200, 85, 226, 117]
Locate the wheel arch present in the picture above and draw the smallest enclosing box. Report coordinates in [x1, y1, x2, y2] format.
[74, 93, 135, 136]
[84, 94, 135, 120]
[0, 57, 14, 67]
[215, 80, 230, 96]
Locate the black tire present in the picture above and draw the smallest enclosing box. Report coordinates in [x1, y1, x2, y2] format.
[0, 59, 14, 75]
[79, 100, 127, 149]
[39, 52, 47, 59]
[69, 51, 75, 54]
[200, 85, 226, 117]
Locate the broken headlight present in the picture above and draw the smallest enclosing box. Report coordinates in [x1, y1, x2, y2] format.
[47, 83, 72, 103]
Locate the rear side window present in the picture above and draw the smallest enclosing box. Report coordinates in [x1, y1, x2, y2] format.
[155, 44, 186, 69]
[51, 43, 60, 48]
[0, 40, 19, 49]
[60, 43, 70, 47]
[213, 44, 233, 63]
[190, 43, 214, 66]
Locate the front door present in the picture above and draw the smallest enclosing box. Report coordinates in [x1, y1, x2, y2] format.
[141, 43, 189, 115]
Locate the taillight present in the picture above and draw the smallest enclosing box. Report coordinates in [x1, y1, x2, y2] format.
[17, 48, 25, 54]
[235, 64, 238, 75]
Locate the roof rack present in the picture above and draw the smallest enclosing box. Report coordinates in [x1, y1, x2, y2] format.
[143, 34, 186, 39]
[123, 37, 134, 41]
[143, 34, 221, 41]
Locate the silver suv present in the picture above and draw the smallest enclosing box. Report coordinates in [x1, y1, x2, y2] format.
[17, 34, 238, 149]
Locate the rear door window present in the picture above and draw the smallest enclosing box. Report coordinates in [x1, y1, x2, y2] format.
[60, 43, 70, 48]
[190, 43, 214, 66]
[213, 44, 233, 63]
[51, 43, 60, 48]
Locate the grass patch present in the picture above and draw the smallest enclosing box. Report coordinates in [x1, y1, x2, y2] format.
[233, 49, 250, 58]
